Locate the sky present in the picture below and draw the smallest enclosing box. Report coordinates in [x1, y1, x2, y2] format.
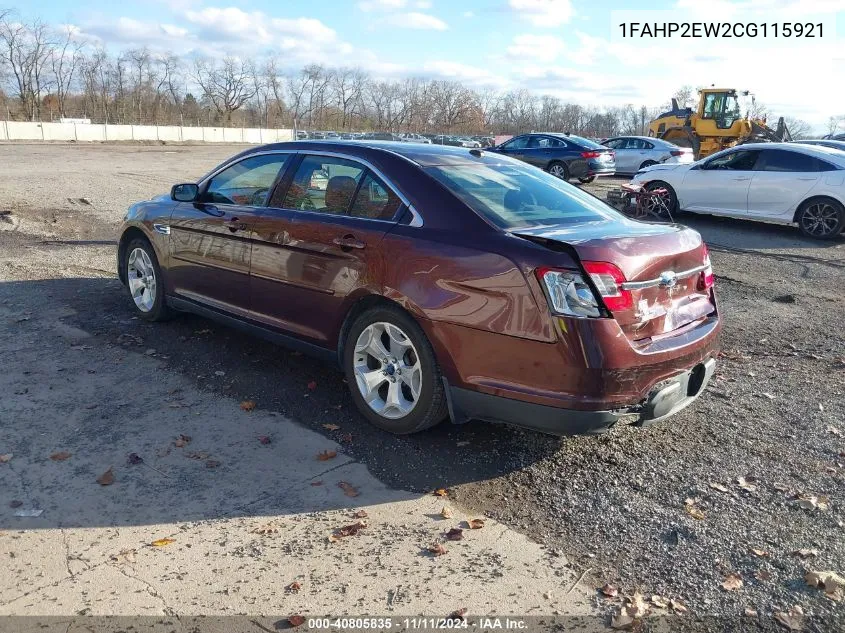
[14, 0, 845, 131]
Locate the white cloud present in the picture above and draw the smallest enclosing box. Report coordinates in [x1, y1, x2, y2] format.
[184, 7, 337, 45]
[384, 12, 448, 30]
[508, 0, 574, 28]
[414, 0, 433, 8]
[506, 34, 565, 62]
[358, 0, 407, 11]
[463, 11, 475, 18]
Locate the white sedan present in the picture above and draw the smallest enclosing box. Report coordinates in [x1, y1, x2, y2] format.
[630, 143, 845, 239]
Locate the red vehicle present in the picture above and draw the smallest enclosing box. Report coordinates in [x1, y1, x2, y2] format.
[117, 141, 720, 435]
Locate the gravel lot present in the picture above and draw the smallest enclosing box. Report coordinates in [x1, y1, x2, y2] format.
[1, 143, 843, 629]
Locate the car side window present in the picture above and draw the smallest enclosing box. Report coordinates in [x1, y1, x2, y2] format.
[503, 136, 529, 150]
[202, 154, 290, 206]
[704, 150, 759, 171]
[603, 139, 621, 149]
[758, 149, 834, 172]
[283, 156, 365, 214]
[349, 172, 403, 220]
[643, 141, 655, 150]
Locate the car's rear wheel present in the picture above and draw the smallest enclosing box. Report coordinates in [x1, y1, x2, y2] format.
[578, 175, 596, 184]
[640, 160, 658, 170]
[547, 161, 569, 181]
[343, 305, 447, 434]
[797, 198, 845, 240]
[643, 181, 678, 219]
[125, 238, 171, 321]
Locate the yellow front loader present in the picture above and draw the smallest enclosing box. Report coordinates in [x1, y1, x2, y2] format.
[648, 88, 791, 160]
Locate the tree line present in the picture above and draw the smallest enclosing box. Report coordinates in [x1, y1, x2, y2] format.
[1, 9, 829, 137]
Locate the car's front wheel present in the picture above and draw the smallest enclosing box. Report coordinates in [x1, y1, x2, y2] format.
[124, 238, 171, 321]
[547, 161, 569, 181]
[343, 305, 447, 434]
[797, 198, 845, 240]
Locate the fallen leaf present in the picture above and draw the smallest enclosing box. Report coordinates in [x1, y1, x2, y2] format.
[0, 454, 12, 463]
[185, 451, 210, 460]
[756, 569, 772, 581]
[793, 548, 819, 558]
[445, 528, 463, 541]
[722, 573, 743, 591]
[440, 506, 453, 519]
[340, 433, 353, 443]
[286, 581, 302, 593]
[670, 599, 688, 613]
[50, 451, 72, 462]
[288, 615, 305, 628]
[127, 452, 144, 465]
[307, 381, 317, 391]
[650, 595, 669, 609]
[433, 488, 448, 497]
[805, 570, 845, 601]
[205, 459, 221, 469]
[627, 592, 649, 618]
[684, 498, 706, 520]
[428, 542, 448, 556]
[737, 476, 757, 493]
[468, 518, 485, 529]
[258, 435, 271, 445]
[251, 522, 279, 535]
[173, 434, 191, 448]
[709, 482, 729, 493]
[331, 521, 367, 541]
[744, 608, 757, 618]
[110, 548, 137, 564]
[150, 537, 175, 547]
[774, 606, 804, 631]
[96, 467, 115, 486]
[751, 548, 769, 557]
[828, 426, 842, 436]
[795, 494, 830, 511]
[317, 450, 337, 461]
[322, 424, 341, 431]
[338, 481, 359, 497]
[599, 584, 619, 598]
[240, 400, 256, 411]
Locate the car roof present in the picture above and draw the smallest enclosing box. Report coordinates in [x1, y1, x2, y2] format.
[240, 140, 516, 167]
[709, 142, 845, 165]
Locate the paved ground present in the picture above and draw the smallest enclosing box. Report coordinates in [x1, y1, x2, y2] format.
[1, 143, 844, 630]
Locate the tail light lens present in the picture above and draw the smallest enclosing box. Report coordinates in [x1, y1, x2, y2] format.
[583, 261, 633, 311]
[581, 150, 601, 159]
[670, 150, 684, 156]
[536, 268, 601, 318]
[537, 261, 633, 318]
[699, 245, 714, 290]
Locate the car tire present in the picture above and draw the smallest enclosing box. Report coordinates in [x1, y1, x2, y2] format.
[640, 160, 658, 170]
[547, 161, 569, 181]
[343, 305, 448, 434]
[644, 181, 678, 219]
[124, 238, 172, 322]
[578, 175, 596, 184]
[797, 198, 845, 240]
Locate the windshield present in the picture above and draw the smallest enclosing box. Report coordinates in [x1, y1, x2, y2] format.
[564, 134, 605, 149]
[425, 161, 626, 229]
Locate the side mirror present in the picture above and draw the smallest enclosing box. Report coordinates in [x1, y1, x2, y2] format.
[171, 183, 199, 202]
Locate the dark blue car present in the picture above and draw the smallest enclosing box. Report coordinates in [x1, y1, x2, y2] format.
[489, 133, 616, 183]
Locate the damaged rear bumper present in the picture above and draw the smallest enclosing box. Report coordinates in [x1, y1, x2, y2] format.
[445, 358, 716, 436]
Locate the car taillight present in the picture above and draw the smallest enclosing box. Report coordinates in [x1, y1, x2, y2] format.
[670, 150, 685, 156]
[581, 150, 601, 159]
[582, 261, 633, 311]
[699, 245, 715, 290]
[536, 267, 601, 318]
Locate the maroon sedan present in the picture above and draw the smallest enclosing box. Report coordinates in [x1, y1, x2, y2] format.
[117, 141, 720, 435]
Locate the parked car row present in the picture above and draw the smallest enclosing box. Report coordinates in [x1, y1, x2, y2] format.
[294, 130, 494, 147]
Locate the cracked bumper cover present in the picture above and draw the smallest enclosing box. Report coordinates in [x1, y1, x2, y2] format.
[445, 358, 716, 436]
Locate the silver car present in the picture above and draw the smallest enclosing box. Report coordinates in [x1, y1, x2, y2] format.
[601, 136, 694, 175]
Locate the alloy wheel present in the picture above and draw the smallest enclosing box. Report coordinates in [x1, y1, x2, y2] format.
[353, 322, 422, 420]
[549, 164, 567, 178]
[127, 247, 157, 312]
[801, 202, 840, 237]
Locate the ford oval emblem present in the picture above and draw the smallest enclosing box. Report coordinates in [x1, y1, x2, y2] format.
[658, 271, 678, 288]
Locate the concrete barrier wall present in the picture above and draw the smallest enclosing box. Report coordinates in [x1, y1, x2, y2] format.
[0, 121, 294, 144]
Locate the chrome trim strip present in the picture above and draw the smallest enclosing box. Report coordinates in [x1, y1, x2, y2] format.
[153, 223, 170, 235]
[620, 264, 708, 290]
[198, 148, 423, 227]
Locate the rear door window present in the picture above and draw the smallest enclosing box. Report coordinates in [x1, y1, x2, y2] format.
[282, 155, 365, 214]
[502, 136, 529, 150]
[349, 173, 403, 220]
[757, 149, 836, 172]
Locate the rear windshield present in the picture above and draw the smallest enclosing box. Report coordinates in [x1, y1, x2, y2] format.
[425, 161, 625, 229]
[563, 134, 605, 149]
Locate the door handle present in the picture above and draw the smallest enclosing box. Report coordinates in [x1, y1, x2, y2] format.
[227, 217, 247, 232]
[333, 235, 366, 250]
[797, 177, 816, 181]
[732, 177, 751, 181]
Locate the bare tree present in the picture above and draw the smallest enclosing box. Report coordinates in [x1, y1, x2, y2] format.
[49, 25, 84, 119]
[671, 85, 695, 109]
[0, 12, 54, 120]
[193, 56, 257, 124]
[827, 116, 841, 136]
